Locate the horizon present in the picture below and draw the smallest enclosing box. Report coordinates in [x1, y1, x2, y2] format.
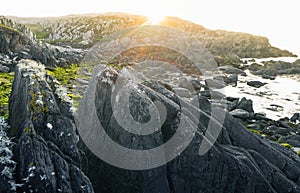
[1, 0, 300, 56]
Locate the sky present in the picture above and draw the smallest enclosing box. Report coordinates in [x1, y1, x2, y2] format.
[1, 0, 299, 56]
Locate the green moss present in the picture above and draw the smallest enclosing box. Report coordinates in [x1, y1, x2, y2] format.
[29, 161, 35, 167]
[47, 64, 79, 85]
[47, 64, 85, 108]
[0, 72, 14, 119]
[281, 143, 293, 149]
[248, 129, 261, 135]
[298, 150, 300, 157]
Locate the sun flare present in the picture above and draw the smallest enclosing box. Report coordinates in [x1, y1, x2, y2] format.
[146, 14, 166, 25]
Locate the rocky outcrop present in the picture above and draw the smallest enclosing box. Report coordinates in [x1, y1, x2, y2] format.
[7, 59, 94, 193]
[9, 14, 296, 61]
[248, 60, 300, 76]
[79, 65, 300, 193]
[0, 16, 84, 68]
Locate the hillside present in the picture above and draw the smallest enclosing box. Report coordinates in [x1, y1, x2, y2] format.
[8, 13, 296, 65]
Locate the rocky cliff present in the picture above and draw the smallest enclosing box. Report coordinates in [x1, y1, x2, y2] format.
[0, 16, 84, 69]
[2, 59, 94, 192]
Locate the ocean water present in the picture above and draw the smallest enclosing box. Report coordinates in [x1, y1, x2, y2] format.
[224, 57, 300, 120]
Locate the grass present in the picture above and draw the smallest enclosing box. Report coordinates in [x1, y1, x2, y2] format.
[26, 24, 51, 39]
[0, 23, 20, 34]
[47, 64, 84, 107]
[0, 72, 14, 119]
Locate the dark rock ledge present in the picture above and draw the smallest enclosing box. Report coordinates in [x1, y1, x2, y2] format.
[80, 65, 300, 193]
[6, 59, 94, 193]
[2, 61, 300, 193]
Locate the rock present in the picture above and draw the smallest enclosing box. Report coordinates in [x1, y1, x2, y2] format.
[279, 135, 300, 147]
[229, 109, 251, 119]
[172, 87, 192, 98]
[8, 60, 94, 193]
[190, 79, 202, 91]
[205, 79, 226, 89]
[290, 113, 300, 122]
[267, 104, 284, 112]
[294, 59, 300, 65]
[213, 74, 237, 86]
[0, 17, 83, 68]
[253, 113, 271, 121]
[249, 60, 300, 76]
[273, 127, 292, 136]
[226, 96, 239, 102]
[219, 66, 247, 76]
[0, 64, 10, 72]
[247, 81, 267, 88]
[262, 74, 276, 80]
[228, 73, 238, 86]
[178, 77, 201, 93]
[247, 123, 261, 131]
[191, 95, 211, 112]
[200, 90, 226, 99]
[78, 65, 300, 193]
[236, 97, 254, 113]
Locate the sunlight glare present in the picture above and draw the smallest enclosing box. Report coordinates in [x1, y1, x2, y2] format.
[147, 14, 165, 25]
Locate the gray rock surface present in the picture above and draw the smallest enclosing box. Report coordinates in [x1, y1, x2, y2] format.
[7, 60, 94, 193]
[249, 60, 300, 76]
[79, 66, 300, 193]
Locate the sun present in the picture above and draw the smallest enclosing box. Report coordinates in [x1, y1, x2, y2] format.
[146, 14, 166, 25]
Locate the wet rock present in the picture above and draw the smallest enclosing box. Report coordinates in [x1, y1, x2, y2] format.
[247, 80, 267, 88]
[8, 60, 94, 193]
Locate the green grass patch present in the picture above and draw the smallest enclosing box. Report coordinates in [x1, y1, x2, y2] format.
[26, 24, 51, 39]
[0, 72, 14, 119]
[0, 23, 20, 34]
[47, 64, 85, 108]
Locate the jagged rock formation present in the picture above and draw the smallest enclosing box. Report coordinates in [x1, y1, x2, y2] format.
[0, 16, 84, 69]
[79, 65, 300, 193]
[248, 60, 300, 76]
[7, 59, 94, 193]
[9, 14, 296, 62]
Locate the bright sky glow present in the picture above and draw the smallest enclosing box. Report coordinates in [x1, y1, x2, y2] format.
[1, 0, 299, 55]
